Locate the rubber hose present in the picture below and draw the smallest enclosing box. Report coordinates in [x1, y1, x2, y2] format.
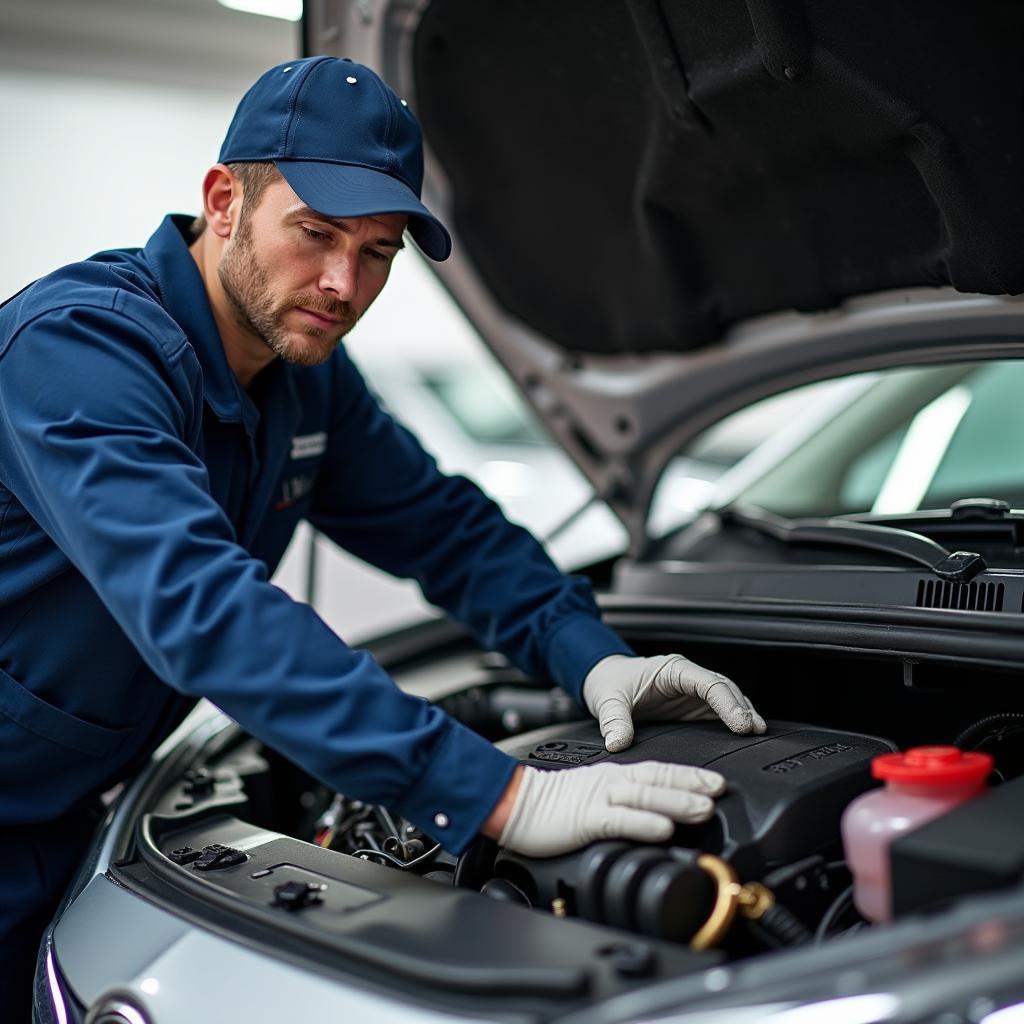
[954, 712, 1024, 750]
[747, 903, 812, 949]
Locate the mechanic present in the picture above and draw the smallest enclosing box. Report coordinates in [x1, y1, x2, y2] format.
[0, 56, 765, 1012]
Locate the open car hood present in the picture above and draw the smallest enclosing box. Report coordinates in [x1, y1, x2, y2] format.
[306, 2, 1024, 551]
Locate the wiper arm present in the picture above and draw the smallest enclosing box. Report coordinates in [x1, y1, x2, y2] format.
[717, 503, 987, 583]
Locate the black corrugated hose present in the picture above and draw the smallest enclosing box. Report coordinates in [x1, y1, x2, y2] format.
[747, 903, 813, 948]
[954, 712, 1024, 750]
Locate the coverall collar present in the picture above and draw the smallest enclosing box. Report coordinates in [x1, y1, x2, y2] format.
[144, 215, 259, 431]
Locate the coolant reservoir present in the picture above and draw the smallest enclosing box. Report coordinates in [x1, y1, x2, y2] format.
[840, 746, 993, 923]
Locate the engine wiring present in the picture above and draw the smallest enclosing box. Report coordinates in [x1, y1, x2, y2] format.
[349, 843, 443, 870]
[312, 792, 442, 871]
[814, 884, 858, 944]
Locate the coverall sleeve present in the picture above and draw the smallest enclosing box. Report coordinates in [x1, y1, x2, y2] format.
[0, 297, 516, 852]
[307, 350, 633, 702]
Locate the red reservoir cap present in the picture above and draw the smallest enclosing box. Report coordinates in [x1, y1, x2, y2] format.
[871, 746, 993, 785]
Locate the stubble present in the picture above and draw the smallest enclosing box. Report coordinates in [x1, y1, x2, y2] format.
[218, 213, 356, 367]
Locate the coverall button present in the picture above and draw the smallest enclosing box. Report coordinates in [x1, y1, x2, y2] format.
[433, 812, 449, 829]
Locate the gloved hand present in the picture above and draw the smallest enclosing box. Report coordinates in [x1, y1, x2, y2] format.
[583, 654, 766, 752]
[498, 760, 725, 858]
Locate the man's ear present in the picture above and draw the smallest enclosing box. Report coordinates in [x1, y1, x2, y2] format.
[202, 164, 242, 240]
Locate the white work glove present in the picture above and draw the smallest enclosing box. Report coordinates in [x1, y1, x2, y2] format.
[584, 654, 767, 753]
[498, 761, 726, 858]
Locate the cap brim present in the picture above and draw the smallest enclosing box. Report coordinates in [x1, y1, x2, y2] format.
[276, 160, 452, 261]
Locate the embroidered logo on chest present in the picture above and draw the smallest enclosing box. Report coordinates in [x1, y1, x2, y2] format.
[275, 474, 315, 511]
[276, 432, 326, 510]
[290, 432, 327, 460]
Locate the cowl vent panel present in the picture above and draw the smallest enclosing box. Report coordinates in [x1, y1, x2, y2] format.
[916, 579, 1004, 612]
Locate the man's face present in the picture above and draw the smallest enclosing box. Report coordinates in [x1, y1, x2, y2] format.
[218, 177, 407, 367]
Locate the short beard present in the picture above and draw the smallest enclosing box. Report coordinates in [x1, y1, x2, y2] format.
[218, 211, 356, 367]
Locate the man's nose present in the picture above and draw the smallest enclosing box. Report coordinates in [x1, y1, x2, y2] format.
[318, 251, 359, 301]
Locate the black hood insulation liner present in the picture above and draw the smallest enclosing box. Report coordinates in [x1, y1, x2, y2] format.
[414, 0, 1024, 355]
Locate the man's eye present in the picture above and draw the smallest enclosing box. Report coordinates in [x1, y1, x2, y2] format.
[301, 226, 330, 242]
[364, 248, 390, 262]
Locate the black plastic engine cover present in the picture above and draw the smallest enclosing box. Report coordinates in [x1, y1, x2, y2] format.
[498, 720, 896, 879]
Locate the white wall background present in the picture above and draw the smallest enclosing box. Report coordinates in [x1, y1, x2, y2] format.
[0, 0, 298, 297]
[0, 70, 243, 293]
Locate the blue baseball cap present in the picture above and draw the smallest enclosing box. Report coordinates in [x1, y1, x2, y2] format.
[218, 56, 451, 261]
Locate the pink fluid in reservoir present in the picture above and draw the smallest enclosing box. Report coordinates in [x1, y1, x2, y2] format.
[840, 745, 992, 923]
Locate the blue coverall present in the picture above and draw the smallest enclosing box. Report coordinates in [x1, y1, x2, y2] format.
[0, 215, 631, 1011]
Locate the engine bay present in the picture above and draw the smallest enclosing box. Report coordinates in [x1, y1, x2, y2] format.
[489, 720, 893, 949]
[294, 718, 893, 955]
[273, 658, 1024, 959]
[136, 637, 1024, 998]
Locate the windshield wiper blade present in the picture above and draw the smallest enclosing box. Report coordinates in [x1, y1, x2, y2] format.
[718, 503, 987, 583]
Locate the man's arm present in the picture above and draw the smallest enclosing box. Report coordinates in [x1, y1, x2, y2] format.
[0, 299, 517, 852]
[481, 764, 523, 840]
[307, 349, 632, 700]
[0, 300, 748, 861]
[307, 350, 765, 743]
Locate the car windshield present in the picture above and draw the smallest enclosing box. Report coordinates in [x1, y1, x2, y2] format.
[652, 359, 1024, 529]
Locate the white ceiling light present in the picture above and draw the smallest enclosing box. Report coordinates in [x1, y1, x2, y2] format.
[217, 0, 303, 21]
